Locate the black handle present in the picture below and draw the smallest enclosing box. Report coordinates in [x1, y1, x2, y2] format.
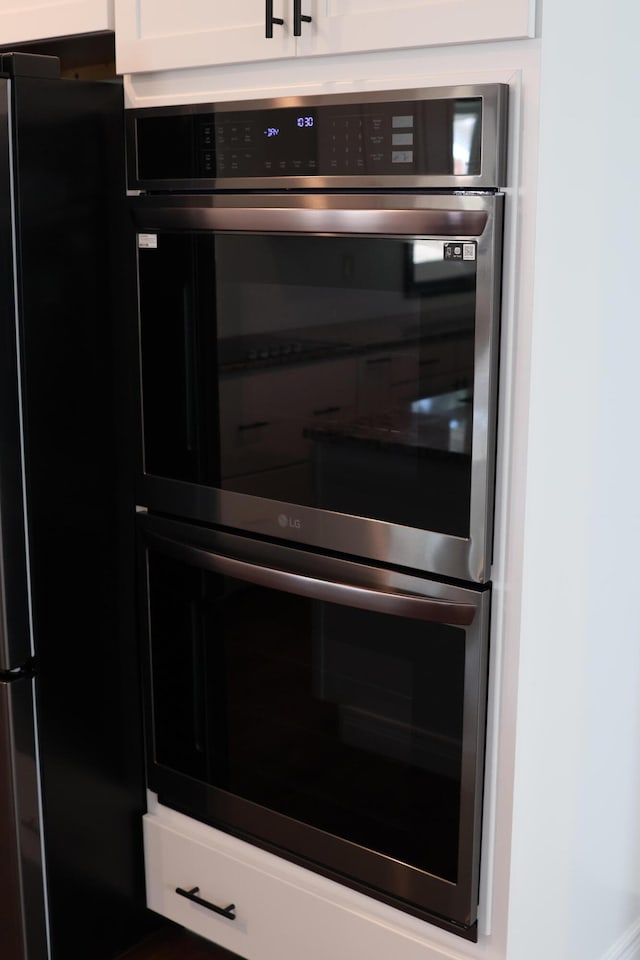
[312, 406, 341, 416]
[366, 356, 391, 366]
[266, 0, 284, 37]
[237, 420, 270, 431]
[176, 886, 236, 920]
[293, 0, 312, 36]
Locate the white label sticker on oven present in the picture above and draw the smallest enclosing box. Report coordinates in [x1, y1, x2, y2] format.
[444, 242, 476, 261]
[138, 234, 158, 249]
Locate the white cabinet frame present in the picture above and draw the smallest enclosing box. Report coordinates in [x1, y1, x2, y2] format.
[0, 0, 113, 45]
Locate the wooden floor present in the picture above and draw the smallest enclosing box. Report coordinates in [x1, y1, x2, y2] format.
[118, 926, 242, 960]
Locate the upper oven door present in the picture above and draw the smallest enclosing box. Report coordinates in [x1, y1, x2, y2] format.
[132, 192, 503, 582]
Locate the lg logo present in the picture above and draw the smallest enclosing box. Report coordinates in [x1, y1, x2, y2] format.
[278, 513, 302, 530]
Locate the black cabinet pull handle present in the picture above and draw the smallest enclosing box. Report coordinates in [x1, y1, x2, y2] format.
[237, 420, 270, 431]
[266, 0, 284, 37]
[293, 0, 312, 35]
[175, 886, 236, 920]
[312, 405, 341, 416]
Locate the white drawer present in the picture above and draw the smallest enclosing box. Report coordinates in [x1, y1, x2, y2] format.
[143, 809, 471, 960]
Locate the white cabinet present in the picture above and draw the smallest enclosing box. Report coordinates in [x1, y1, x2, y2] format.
[297, 0, 534, 59]
[115, 0, 294, 74]
[143, 804, 464, 960]
[115, 0, 534, 75]
[0, 0, 112, 45]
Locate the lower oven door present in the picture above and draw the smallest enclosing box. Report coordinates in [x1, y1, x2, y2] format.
[139, 512, 490, 938]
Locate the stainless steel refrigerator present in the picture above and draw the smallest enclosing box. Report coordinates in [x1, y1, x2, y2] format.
[0, 53, 149, 960]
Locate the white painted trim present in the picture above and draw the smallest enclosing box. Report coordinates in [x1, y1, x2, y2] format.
[122, 38, 541, 110]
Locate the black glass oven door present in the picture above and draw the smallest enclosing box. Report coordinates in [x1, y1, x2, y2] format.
[134, 193, 502, 583]
[139, 512, 490, 937]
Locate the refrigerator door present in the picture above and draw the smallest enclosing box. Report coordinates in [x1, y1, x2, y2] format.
[0, 676, 47, 960]
[0, 75, 31, 673]
[9, 70, 154, 960]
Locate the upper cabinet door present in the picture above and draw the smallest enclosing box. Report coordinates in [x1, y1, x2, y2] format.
[0, 0, 113, 44]
[115, 0, 296, 75]
[115, 0, 535, 76]
[295, 0, 534, 58]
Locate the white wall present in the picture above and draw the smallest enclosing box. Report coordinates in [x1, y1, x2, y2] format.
[507, 1, 640, 958]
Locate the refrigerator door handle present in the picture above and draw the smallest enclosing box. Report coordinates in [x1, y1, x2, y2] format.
[146, 530, 477, 626]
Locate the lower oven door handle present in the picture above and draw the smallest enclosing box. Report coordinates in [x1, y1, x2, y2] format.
[147, 531, 477, 626]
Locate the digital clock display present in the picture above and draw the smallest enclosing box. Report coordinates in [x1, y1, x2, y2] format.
[262, 114, 316, 139]
[233, 107, 319, 172]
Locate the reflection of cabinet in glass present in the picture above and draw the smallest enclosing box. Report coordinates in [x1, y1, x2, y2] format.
[0, 0, 112, 44]
[219, 335, 473, 486]
[115, 0, 534, 75]
[419, 336, 474, 399]
[219, 357, 358, 484]
[358, 351, 409, 415]
[358, 337, 473, 416]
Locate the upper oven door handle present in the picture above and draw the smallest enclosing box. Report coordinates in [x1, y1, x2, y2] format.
[131, 201, 489, 238]
[146, 530, 477, 626]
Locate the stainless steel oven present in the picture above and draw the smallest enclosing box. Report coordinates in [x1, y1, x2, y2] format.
[127, 84, 506, 584]
[127, 84, 507, 941]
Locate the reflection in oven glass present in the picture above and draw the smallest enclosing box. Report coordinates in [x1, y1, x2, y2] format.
[138, 231, 478, 539]
[149, 551, 467, 886]
[214, 235, 476, 538]
[221, 587, 465, 883]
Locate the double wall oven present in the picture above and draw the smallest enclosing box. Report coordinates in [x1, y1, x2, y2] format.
[127, 84, 507, 940]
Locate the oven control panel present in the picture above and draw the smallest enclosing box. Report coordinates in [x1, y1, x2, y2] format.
[204, 98, 481, 178]
[129, 84, 507, 189]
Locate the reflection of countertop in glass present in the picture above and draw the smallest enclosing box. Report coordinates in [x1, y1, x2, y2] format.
[219, 312, 473, 375]
[305, 391, 473, 457]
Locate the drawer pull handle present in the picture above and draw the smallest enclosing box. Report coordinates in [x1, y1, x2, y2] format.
[366, 356, 391, 366]
[175, 886, 236, 920]
[312, 405, 341, 417]
[237, 420, 270, 432]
